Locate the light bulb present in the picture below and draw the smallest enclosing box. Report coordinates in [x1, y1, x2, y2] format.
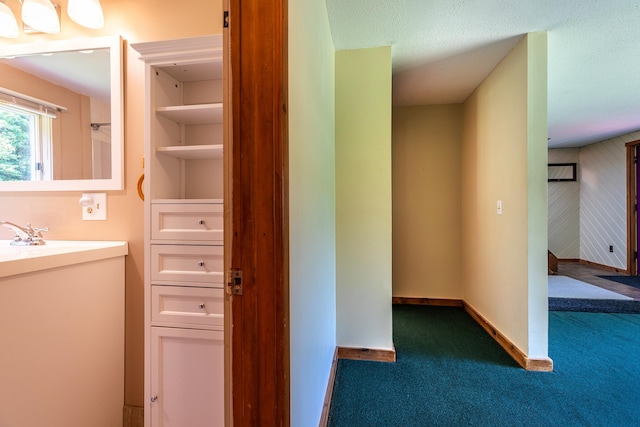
[0, 1, 19, 38]
[68, 0, 104, 29]
[21, 0, 60, 34]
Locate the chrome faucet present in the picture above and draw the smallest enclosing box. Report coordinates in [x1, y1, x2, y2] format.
[0, 221, 48, 246]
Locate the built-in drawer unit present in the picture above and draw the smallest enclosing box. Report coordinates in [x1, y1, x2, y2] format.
[152, 201, 223, 243]
[151, 244, 223, 285]
[151, 285, 223, 329]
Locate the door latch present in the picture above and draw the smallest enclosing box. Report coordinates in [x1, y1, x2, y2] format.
[227, 269, 243, 295]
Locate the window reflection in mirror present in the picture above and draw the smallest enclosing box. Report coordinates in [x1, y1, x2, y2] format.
[0, 36, 123, 192]
[0, 98, 55, 181]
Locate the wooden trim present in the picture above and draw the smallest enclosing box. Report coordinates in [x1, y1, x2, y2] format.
[230, 0, 289, 424]
[463, 302, 553, 372]
[624, 139, 640, 147]
[122, 406, 143, 427]
[392, 297, 463, 307]
[627, 143, 637, 276]
[337, 346, 396, 363]
[318, 348, 339, 427]
[578, 259, 628, 274]
[548, 250, 558, 275]
[557, 258, 580, 263]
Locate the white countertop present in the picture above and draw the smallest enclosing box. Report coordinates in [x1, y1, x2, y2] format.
[0, 240, 128, 278]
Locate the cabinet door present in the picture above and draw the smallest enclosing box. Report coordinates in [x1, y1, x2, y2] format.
[150, 327, 224, 427]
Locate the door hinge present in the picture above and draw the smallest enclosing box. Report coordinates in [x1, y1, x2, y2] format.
[635, 251, 638, 260]
[223, 11, 229, 28]
[227, 269, 243, 295]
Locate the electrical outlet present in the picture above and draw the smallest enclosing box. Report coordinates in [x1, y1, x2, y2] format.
[609, 245, 614, 253]
[80, 193, 107, 220]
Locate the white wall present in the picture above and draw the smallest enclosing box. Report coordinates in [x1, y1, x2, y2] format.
[288, 0, 337, 425]
[335, 46, 393, 351]
[579, 131, 640, 269]
[548, 148, 580, 258]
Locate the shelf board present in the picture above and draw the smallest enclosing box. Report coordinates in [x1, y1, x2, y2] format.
[156, 103, 223, 124]
[156, 144, 223, 159]
[152, 198, 223, 204]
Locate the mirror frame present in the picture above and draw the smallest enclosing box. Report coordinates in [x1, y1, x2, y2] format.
[0, 36, 123, 192]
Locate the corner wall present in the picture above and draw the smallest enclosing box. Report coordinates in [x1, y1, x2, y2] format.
[461, 33, 549, 359]
[335, 46, 393, 351]
[288, 0, 337, 424]
[392, 105, 463, 299]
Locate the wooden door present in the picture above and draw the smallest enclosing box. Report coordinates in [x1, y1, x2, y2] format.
[226, 0, 289, 425]
[627, 140, 640, 275]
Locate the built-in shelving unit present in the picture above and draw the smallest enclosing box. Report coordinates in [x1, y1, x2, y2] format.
[133, 35, 225, 427]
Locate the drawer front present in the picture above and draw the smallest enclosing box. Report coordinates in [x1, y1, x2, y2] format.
[152, 286, 223, 328]
[152, 203, 223, 242]
[151, 245, 223, 285]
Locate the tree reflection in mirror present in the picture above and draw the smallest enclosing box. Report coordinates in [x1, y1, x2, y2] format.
[0, 103, 54, 182]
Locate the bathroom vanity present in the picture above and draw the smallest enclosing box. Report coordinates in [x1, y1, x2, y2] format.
[0, 240, 128, 427]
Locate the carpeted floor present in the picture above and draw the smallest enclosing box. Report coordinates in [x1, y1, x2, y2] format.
[549, 297, 640, 313]
[328, 305, 640, 426]
[597, 275, 640, 289]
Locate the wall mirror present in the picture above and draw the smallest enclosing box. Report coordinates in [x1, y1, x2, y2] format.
[0, 36, 123, 191]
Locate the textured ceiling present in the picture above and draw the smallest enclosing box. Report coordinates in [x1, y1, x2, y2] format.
[326, 0, 640, 147]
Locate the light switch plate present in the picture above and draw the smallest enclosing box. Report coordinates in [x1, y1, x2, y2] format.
[497, 200, 503, 215]
[82, 193, 107, 220]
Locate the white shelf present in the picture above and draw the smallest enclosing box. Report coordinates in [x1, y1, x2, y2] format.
[156, 103, 222, 125]
[152, 198, 223, 204]
[156, 144, 223, 159]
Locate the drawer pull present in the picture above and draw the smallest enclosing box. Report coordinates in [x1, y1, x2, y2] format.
[151, 395, 158, 403]
[197, 261, 205, 268]
[199, 303, 206, 309]
[198, 219, 205, 225]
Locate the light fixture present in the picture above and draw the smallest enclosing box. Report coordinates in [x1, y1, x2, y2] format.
[67, 0, 103, 29]
[0, 0, 19, 38]
[0, 0, 105, 38]
[21, 0, 60, 34]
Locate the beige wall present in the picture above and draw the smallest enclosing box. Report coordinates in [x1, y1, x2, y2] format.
[461, 33, 549, 359]
[0, 0, 221, 407]
[392, 104, 463, 298]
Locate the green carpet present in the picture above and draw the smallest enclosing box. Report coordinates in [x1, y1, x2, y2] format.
[328, 305, 640, 426]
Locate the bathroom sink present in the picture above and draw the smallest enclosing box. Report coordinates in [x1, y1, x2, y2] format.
[0, 240, 128, 278]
